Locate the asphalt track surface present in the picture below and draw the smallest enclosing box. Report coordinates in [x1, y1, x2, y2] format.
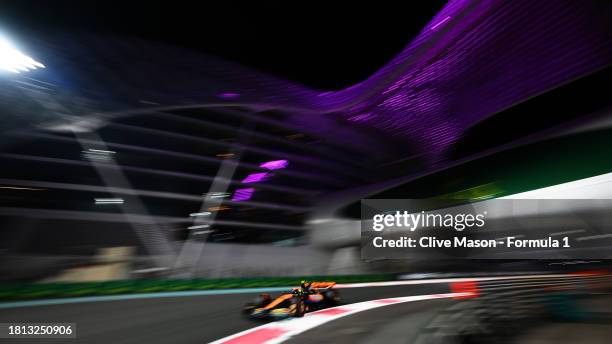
[0, 283, 451, 344]
[285, 299, 454, 344]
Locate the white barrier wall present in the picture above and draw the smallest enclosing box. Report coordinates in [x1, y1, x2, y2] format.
[308, 218, 361, 249]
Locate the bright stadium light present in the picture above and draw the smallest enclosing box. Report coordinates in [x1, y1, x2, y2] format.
[0, 34, 45, 73]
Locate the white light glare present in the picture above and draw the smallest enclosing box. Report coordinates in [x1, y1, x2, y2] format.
[95, 198, 124, 205]
[189, 212, 212, 217]
[188, 224, 210, 230]
[87, 149, 116, 154]
[0, 35, 45, 73]
[82, 149, 117, 162]
[202, 192, 230, 199]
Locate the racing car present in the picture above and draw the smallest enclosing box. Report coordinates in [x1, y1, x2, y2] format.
[242, 281, 340, 320]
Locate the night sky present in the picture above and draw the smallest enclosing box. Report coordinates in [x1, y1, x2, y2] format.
[0, 0, 447, 89]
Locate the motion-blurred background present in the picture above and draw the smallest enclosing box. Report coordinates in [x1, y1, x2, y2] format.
[1, 1, 612, 343]
[0, 0, 611, 282]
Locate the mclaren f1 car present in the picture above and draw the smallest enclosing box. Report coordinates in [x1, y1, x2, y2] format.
[242, 281, 340, 320]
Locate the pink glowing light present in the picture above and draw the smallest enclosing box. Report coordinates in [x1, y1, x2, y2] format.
[259, 160, 289, 170]
[232, 188, 255, 201]
[218, 92, 240, 99]
[242, 172, 270, 183]
[430, 16, 451, 31]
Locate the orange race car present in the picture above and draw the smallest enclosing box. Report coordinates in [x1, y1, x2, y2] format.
[242, 281, 340, 320]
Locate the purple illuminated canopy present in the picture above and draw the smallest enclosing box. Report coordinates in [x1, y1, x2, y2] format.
[224, 0, 612, 166]
[31, 0, 611, 173]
